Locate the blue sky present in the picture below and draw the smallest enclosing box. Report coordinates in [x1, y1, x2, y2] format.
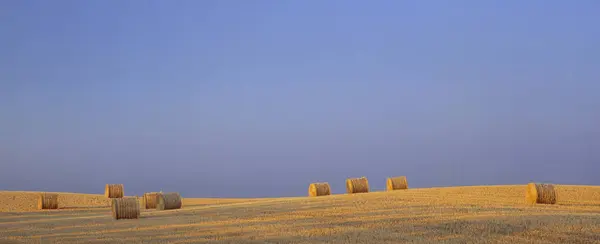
[1, 1, 598, 197]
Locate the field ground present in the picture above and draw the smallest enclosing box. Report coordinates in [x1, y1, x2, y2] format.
[1, 185, 599, 243]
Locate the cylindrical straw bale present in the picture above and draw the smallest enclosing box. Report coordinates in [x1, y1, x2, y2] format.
[38, 193, 59, 210]
[144, 192, 162, 209]
[526, 183, 557, 204]
[386, 176, 408, 191]
[105, 184, 124, 198]
[156, 192, 182, 210]
[346, 177, 370, 194]
[111, 197, 140, 220]
[308, 182, 331, 197]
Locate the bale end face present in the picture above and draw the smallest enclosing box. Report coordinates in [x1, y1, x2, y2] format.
[386, 176, 408, 191]
[346, 177, 370, 194]
[38, 193, 59, 210]
[308, 182, 331, 197]
[111, 197, 140, 220]
[526, 183, 557, 204]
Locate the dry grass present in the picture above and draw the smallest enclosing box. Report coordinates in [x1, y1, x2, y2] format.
[386, 176, 408, 191]
[0, 185, 599, 243]
[346, 177, 370, 194]
[0, 191, 111, 212]
[308, 182, 331, 197]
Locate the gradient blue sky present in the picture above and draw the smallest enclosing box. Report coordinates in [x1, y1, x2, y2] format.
[1, 1, 598, 198]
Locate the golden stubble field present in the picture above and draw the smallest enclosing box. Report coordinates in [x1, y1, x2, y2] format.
[1, 185, 599, 244]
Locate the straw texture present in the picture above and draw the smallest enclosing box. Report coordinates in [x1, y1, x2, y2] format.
[156, 192, 182, 210]
[386, 176, 408, 191]
[308, 182, 331, 197]
[526, 183, 557, 204]
[346, 177, 370, 194]
[111, 197, 140, 220]
[104, 184, 124, 198]
[144, 192, 161, 209]
[38, 193, 58, 210]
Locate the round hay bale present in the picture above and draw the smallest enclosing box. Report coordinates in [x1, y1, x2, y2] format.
[526, 183, 557, 204]
[308, 182, 331, 197]
[156, 192, 182, 210]
[143, 192, 162, 209]
[346, 177, 370, 194]
[105, 184, 124, 198]
[38, 193, 59, 210]
[386, 176, 408, 191]
[111, 197, 140, 220]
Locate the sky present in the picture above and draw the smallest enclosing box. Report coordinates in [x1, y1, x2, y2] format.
[1, 1, 599, 198]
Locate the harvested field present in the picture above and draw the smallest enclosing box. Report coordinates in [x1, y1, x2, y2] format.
[1, 185, 599, 243]
[0, 191, 111, 212]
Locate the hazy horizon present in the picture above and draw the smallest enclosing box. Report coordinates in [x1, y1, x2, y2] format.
[1, 1, 599, 198]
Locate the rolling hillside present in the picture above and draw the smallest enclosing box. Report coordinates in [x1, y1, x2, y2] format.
[1, 185, 599, 243]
